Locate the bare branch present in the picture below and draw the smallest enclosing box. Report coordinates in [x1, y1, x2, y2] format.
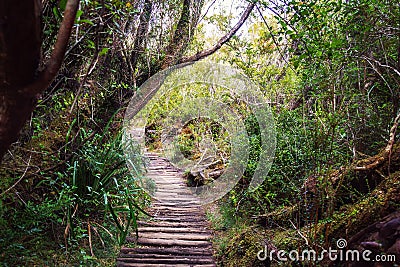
[361, 55, 400, 78]
[386, 111, 400, 151]
[256, 4, 294, 71]
[354, 111, 400, 171]
[0, 155, 31, 196]
[20, 0, 80, 96]
[123, 2, 256, 126]
[197, 0, 217, 25]
[179, 2, 255, 64]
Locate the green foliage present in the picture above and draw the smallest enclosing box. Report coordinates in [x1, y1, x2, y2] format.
[197, 2, 400, 265]
[67, 122, 148, 246]
[176, 118, 230, 161]
[2, 0, 208, 265]
[2, 0, 399, 265]
[277, 0, 397, 153]
[0, 113, 147, 265]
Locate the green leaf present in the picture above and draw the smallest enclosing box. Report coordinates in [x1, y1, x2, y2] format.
[87, 40, 95, 49]
[78, 19, 95, 26]
[52, 7, 62, 20]
[76, 10, 83, 19]
[99, 47, 109, 56]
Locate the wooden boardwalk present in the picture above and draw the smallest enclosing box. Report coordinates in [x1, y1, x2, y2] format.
[117, 153, 216, 267]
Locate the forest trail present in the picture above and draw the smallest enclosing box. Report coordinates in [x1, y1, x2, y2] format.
[116, 153, 216, 267]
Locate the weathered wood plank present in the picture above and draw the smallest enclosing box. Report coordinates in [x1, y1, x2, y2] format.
[120, 247, 213, 256]
[116, 256, 214, 264]
[137, 221, 209, 227]
[133, 237, 211, 247]
[137, 227, 211, 233]
[138, 232, 212, 240]
[117, 263, 216, 267]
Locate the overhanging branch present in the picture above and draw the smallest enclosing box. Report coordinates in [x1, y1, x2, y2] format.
[130, 2, 256, 116]
[179, 2, 255, 64]
[20, 0, 80, 97]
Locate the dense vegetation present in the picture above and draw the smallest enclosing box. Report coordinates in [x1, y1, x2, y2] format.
[0, 0, 399, 266]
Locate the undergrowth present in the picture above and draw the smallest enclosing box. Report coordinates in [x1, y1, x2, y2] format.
[0, 113, 149, 266]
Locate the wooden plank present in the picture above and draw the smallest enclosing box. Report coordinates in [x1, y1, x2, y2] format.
[152, 202, 199, 206]
[148, 217, 206, 222]
[137, 227, 211, 233]
[153, 196, 198, 200]
[120, 247, 213, 256]
[153, 201, 200, 206]
[147, 206, 202, 212]
[138, 232, 212, 240]
[116, 256, 215, 264]
[132, 237, 212, 247]
[117, 263, 216, 267]
[154, 192, 193, 197]
[148, 212, 205, 217]
[137, 221, 209, 228]
[118, 253, 212, 260]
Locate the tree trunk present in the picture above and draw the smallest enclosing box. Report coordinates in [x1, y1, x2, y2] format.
[0, 0, 79, 163]
[0, 0, 41, 160]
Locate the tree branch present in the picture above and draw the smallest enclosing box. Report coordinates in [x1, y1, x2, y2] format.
[256, 4, 293, 71]
[354, 111, 400, 171]
[125, 2, 256, 123]
[0, 155, 31, 196]
[179, 2, 255, 64]
[20, 0, 80, 97]
[361, 55, 400, 78]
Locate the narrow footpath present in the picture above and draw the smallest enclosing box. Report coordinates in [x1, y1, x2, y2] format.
[117, 153, 216, 267]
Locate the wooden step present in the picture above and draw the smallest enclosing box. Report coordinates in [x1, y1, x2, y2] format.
[148, 216, 206, 222]
[147, 206, 202, 212]
[138, 232, 212, 240]
[116, 256, 215, 264]
[120, 247, 214, 256]
[137, 227, 211, 233]
[132, 237, 212, 247]
[148, 213, 206, 218]
[138, 221, 209, 227]
[117, 263, 216, 267]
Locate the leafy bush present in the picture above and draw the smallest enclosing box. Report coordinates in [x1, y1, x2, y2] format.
[66, 116, 149, 246]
